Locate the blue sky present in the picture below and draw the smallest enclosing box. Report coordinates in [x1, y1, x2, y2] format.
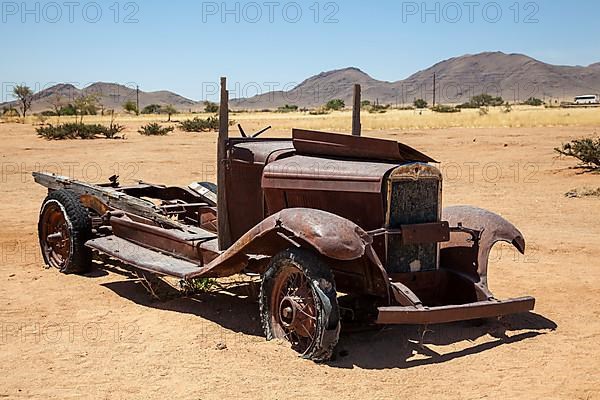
[1, 0, 599, 101]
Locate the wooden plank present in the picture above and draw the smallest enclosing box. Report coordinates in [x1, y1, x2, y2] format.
[86, 235, 202, 278]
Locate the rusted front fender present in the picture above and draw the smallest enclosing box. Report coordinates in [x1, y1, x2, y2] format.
[440, 205, 526, 288]
[189, 208, 372, 278]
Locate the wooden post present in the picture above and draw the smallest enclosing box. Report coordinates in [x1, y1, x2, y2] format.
[217, 77, 231, 250]
[352, 84, 361, 137]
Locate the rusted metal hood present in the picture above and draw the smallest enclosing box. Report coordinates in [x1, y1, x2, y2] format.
[292, 129, 436, 163]
[262, 155, 400, 193]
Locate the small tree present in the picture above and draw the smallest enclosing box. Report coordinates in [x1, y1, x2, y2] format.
[325, 99, 345, 111]
[13, 85, 34, 121]
[413, 98, 428, 109]
[49, 93, 65, 123]
[163, 105, 177, 122]
[204, 101, 219, 113]
[74, 94, 99, 123]
[123, 100, 139, 115]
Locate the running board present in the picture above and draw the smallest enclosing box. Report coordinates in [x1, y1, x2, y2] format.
[86, 236, 203, 279]
[376, 296, 535, 325]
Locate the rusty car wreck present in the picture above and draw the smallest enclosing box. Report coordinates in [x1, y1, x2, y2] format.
[33, 78, 535, 362]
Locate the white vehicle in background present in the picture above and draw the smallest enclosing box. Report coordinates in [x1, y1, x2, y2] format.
[574, 94, 600, 104]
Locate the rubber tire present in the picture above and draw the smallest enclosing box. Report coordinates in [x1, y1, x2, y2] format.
[38, 189, 92, 274]
[260, 248, 340, 362]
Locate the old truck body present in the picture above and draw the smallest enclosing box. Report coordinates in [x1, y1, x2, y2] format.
[33, 78, 535, 361]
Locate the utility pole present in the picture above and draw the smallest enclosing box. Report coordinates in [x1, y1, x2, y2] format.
[352, 84, 361, 137]
[136, 85, 140, 115]
[433, 73, 436, 107]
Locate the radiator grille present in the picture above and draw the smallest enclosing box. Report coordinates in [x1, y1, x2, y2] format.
[387, 178, 440, 273]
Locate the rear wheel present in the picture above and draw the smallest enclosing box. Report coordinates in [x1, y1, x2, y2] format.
[260, 248, 340, 362]
[38, 189, 92, 274]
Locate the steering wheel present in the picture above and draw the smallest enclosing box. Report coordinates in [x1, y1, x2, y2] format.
[238, 124, 272, 138]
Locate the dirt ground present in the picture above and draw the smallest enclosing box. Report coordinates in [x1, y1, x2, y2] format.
[0, 121, 599, 399]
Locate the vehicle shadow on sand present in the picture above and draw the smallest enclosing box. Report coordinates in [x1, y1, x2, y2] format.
[331, 312, 557, 369]
[96, 267, 264, 338]
[92, 262, 556, 369]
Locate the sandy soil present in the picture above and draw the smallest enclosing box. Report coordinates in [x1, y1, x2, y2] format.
[0, 121, 599, 399]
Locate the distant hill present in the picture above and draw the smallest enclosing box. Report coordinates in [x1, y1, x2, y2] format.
[1, 82, 197, 113]
[3, 52, 600, 113]
[232, 52, 600, 108]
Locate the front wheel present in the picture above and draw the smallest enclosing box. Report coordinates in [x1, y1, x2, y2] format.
[260, 248, 340, 362]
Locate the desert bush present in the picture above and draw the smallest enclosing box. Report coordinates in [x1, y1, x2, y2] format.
[179, 116, 220, 132]
[309, 107, 330, 115]
[181, 278, 217, 294]
[37, 123, 125, 140]
[555, 137, 600, 169]
[524, 97, 544, 106]
[277, 104, 298, 113]
[59, 104, 77, 116]
[503, 103, 513, 113]
[478, 107, 489, 116]
[368, 104, 390, 114]
[325, 99, 345, 111]
[413, 99, 428, 109]
[458, 94, 505, 108]
[431, 104, 460, 113]
[138, 122, 174, 136]
[361, 100, 371, 108]
[142, 104, 162, 114]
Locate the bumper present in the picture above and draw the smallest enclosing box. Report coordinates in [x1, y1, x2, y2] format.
[376, 296, 535, 325]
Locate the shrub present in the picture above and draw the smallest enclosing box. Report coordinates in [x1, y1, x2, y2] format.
[478, 107, 489, 116]
[361, 100, 372, 108]
[325, 99, 345, 111]
[503, 103, 513, 113]
[142, 104, 162, 114]
[555, 137, 600, 169]
[309, 107, 330, 115]
[138, 122, 174, 136]
[277, 104, 298, 113]
[524, 97, 544, 106]
[459, 94, 504, 108]
[368, 104, 390, 114]
[36, 123, 124, 140]
[179, 116, 220, 132]
[413, 99, 428, 109]
[59, 104, 77, 116]
[431, 104, 460, 113]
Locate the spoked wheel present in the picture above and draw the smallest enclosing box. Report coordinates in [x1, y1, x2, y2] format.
[260, 248, 340, 362]
[38, 189, 92, 274]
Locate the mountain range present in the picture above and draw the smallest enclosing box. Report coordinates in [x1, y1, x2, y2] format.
[3, 52, 600, 112]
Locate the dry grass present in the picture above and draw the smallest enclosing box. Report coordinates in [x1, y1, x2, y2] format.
[5, 105, 600, 133]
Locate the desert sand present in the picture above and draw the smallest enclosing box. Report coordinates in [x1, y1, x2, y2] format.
[0, 119, 599, 399]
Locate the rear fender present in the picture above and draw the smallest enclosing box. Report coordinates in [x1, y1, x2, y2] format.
[440, 205, 526, 288]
